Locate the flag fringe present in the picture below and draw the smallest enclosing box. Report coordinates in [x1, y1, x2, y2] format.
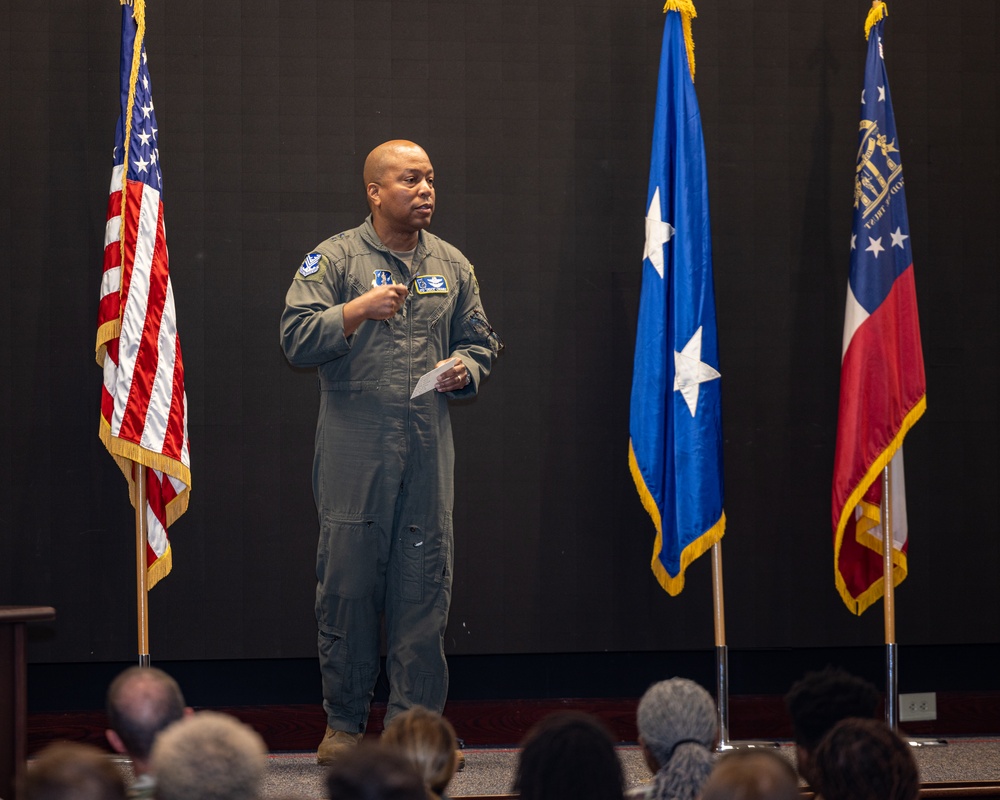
[663, 0, 697, 80]
[119, 0, 145, 284]
[865, 1, 888, 41]
[652, 512, 725, 596]
[629, 440, 726, 596]
[146, 544, 171, 590]
[99, 415, 192, 526]
[628, 439, 663, 533]
[835, 544, 908, 617]
[833, 393, 925, 614]
[95, 319, 121, 367]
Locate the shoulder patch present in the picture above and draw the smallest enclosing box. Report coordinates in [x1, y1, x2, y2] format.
[414, 275, 449, 295]
[296, 252, 328, 281]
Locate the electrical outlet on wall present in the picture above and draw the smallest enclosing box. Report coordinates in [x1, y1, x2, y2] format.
[899, 692, 937, 721]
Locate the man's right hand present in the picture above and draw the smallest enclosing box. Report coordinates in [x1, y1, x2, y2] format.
[343, 284, 409, 335]
[362, 284, 409, 320]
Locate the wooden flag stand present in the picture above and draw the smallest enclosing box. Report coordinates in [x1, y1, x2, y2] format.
[133, 462, 151, 667]
[880, 464, 944, 747]
[711, 542, 778, 751]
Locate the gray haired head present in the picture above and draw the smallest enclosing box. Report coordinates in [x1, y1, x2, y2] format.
[637, 678, 718, 800]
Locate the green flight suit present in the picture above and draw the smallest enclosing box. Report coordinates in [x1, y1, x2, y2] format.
[280, 216, 499, 733]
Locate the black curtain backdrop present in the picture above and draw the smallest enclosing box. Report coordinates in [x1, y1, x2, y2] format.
[1, 1, 997, 680]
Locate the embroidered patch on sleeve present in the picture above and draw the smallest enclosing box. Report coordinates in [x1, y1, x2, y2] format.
[296, 252, 328, 281]
[414, 275, 449, 294]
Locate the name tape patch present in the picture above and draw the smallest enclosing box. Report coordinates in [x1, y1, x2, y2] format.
[414, 275, 448, 294]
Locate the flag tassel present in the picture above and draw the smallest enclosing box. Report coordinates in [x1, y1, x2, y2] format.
[865, 1, 888, 41]
[662, 0, 698, 79]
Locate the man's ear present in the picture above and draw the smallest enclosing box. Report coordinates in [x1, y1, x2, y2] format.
[367, 183, 381, 208]
[106, 728, 127, 755]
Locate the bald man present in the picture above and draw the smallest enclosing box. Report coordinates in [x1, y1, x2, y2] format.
[280, 141, 501, 764]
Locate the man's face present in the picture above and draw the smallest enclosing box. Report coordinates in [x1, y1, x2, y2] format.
[369, 146, 435, 235]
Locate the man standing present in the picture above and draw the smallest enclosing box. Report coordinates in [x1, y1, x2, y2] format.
[280, 140, 501, 764]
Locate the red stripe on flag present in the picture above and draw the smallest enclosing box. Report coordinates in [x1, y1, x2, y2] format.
[118, 193, 170, 445]
[162, 335, 187, 460]
[832, 265, 925, 531]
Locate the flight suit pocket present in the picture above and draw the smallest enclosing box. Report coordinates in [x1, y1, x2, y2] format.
[317, 515, 379, 601]
[399, 525, 432, 603]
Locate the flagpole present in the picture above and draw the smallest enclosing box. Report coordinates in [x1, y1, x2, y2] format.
[712, 542, 778, 751]
[134, 461, 151, 667]
[711, 542, 730, 748]
[881, 464, 899, 730]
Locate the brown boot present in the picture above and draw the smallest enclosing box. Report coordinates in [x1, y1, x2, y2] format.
[317, 726, 364, 766]
[454, 748, 466, 772]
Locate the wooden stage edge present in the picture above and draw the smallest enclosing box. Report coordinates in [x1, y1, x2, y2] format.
[26, 692, 1000, 754]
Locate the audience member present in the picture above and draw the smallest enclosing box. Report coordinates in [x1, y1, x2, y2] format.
[20, 741, 127, 800]
[381, 706, 460, 798]
[631, 677, 717, 800]
[701, 751, 800, 800]
[783, 666, 879, 787]
[514, 711, 625, 800]
[150, 711, 267, 800]
[105, 666, 189, 799]
[812, 717, 919, 800]
[327, 742, 427, 800]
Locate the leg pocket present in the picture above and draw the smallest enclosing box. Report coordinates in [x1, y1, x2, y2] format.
[317, 514, 380, 601]
[399, 525, 427, 604]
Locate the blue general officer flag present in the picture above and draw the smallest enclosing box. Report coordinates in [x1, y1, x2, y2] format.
[629, 1, 725, 596]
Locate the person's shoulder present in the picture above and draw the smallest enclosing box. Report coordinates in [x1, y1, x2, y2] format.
[422, 231, 468, 265]
[314, 223, 367, 258]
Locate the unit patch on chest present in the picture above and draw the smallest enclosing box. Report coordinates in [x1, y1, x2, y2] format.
[414, 275, 449, 294]
[372, 269, 394, 287]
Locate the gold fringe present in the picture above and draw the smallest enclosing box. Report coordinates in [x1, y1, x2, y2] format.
[629, 440, 663, 532]
[652, 512, 725, 596]
[833, 393, 925, 614]
[119, 0, 145, 296]
[95, 319, 121, 367]
[100, 415, 192, 489]
[629, 440, 725, 596]
[663, 0, 698, 81]
[865, 1, 888, 41]
[147, 544, 172, 589]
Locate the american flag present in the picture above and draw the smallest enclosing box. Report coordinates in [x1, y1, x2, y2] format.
[96, 0, 191, 588]
[832, 4, 925, 615]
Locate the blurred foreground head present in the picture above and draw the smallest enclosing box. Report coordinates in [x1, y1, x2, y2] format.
[327, 741, 427, 800]
[151, 711, 267, 800]
[515, 711, 624, 800]
[813, 718, 919, 800]
[701, 750, 800, 800]
[381, 705, 459, 797]
[21, 742, 126, 800]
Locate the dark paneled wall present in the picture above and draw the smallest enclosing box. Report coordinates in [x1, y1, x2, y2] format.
[1, 1, 997, 681]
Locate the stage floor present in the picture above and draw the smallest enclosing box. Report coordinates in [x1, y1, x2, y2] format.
[235, 738, 1000, 798]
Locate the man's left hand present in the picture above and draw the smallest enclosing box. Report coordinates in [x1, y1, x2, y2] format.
[434, 358, 470, 392]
